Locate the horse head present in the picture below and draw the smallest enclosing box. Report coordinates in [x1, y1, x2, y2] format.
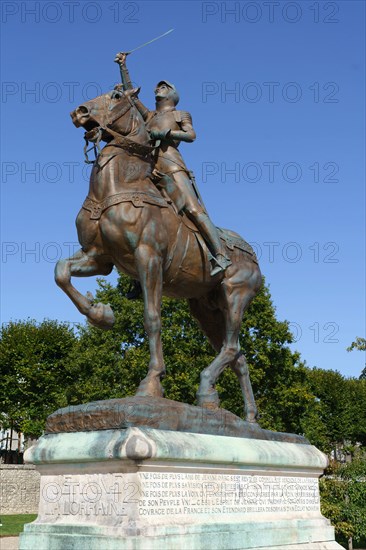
[70, 87, 148, 145]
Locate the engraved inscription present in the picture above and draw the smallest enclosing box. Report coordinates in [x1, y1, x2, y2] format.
[38, 471, 320, 522]
[39, 473, 129, 518]
[137, 472, 320, 517]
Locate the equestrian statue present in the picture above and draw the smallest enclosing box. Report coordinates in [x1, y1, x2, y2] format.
[54, 51, 262, 422]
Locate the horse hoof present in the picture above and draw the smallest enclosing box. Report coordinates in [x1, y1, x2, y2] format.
[88, 303, 115, 330]
[245, 408, 258, 423]
[136, 376, 164, 398]
[196, 389, 220, 409]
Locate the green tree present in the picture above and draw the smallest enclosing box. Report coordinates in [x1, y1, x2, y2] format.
[65, 275, 314, 436]
[0, 319, 76, 437]
[347, 337, 366, 352]
[320, 451, 366, 550]
[347, 337, 366, 379]
[217, 283, 314, 433]
[70, 275, 365, 451]
[63, 276, 212, 406]
[304, 369, 366, 454]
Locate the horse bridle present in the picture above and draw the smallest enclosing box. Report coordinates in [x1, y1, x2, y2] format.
[83, 92, 153, 165]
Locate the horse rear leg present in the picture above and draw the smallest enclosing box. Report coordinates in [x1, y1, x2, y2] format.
[195, 285, 245, 408]
[55, 249, 115, 329]
[188, 298, 224, 408]
[231, 354, 258, 423]
[134, 246, 165, 398]
[190, 284, 258, 422]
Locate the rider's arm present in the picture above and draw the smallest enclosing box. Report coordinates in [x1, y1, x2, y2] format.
[114, 53, 150, 120]
[169, 111, 196, 143]
[132, 96, 150, 121]
[115, 52, 134, 91]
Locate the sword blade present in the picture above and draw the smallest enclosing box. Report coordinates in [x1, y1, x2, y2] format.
[127, 29, 174, 55]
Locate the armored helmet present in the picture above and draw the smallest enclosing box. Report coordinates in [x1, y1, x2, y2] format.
[155, 80, 180, 106]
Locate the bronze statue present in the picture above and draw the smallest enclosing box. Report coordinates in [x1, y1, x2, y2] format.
[55, 54, 262, 421]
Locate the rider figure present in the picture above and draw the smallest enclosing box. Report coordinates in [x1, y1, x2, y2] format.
[114, 52, 231, 276]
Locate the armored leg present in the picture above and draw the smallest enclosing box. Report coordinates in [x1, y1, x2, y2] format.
[172, 171, 232, 275]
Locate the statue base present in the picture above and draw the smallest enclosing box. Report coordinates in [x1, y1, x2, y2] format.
[20, 426, 342, 550]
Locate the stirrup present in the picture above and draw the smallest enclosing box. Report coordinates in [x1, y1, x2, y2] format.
[210, 255, 232, 276]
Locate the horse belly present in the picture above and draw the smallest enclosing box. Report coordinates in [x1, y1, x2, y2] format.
[162, 229, 215, 299]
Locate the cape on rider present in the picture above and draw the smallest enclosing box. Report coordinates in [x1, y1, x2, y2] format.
[114, 52, 231, 277]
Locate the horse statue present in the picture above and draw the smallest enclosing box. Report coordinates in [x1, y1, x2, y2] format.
[55, 86, 262, 422]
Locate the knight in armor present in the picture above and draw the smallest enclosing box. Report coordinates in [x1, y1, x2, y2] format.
[114, 52, 231, 276]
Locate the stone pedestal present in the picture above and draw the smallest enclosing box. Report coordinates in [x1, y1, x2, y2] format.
[19, 426, 342, 550]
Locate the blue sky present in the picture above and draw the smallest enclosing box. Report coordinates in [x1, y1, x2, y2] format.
[1, 1, 365, 378]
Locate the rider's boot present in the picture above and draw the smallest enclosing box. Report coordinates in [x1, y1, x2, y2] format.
[193, 211, 232, 276]
[210, 253, 232, 276]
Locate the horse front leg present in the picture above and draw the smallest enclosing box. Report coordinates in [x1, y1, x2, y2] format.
[134, 245, 165, 398]
[55, 248, 115, 329]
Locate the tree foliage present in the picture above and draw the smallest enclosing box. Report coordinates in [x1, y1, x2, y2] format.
[347, 337, 366, 380]
[63, 276, 213, 406]
[63, 275, 313, 436]
[0, 319, 76, 437]
[320, 451, 366, 548]
[347, 337, 366, 352]
[1, 276, 365, 453]
[302, 369, 366, 454]
[1, 277, 365, 546]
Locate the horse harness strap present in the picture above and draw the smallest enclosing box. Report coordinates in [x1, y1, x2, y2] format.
[82, 191, 168, 220]
[103, 129, 154, 159]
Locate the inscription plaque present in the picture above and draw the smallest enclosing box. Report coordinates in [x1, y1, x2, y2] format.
[37, 470, 320, 524]
[137, 472, 320, 517]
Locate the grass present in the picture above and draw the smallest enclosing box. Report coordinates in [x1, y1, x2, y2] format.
[0, 514, 37, 537]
